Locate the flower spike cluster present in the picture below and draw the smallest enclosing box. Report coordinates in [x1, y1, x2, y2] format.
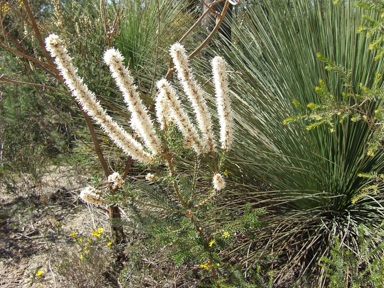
[104, 49, 162, 155]
[45, 34, 153, 163]
[47, 34, 233, 196]
[212, 56, 234, 151]
[170, 43, 216, 153]
[156, 79, 204, 154]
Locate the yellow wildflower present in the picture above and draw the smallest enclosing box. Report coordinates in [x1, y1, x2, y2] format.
[71, 233, 77, 238]
[36, 271, 44, 276]
[91, 231, 100, 237]
[200, 264, 211, 270]
[80, 254, 83, 259]
[77, 238, 83, 242]
[87, 238, 92, 243]
[107, 242, 112, 247]
[222, 232, 230, 238]
[85, 250, 89, 254]
[223, 170, 230, 176]
[97, 228, 103, 233]
[209, 240, 215, 247]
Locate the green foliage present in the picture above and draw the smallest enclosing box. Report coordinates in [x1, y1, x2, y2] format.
[108, 163, 265, 279]
[0, 68, 72, 188]
[0, 0, 92, 184]
[356, 0, 384, 60]
[285, 53, 384, 154]
[320, 225, 384, 287]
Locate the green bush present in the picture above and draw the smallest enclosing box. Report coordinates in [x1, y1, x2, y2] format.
[320, 224, 384, 287]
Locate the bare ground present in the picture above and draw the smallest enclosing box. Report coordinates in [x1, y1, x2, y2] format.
[0, 166, 113, 287]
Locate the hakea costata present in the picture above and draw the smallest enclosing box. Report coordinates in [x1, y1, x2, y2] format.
[156, 79, 205, 155]
[170, 43, 216, 153]
[46, 35, 233, 189]
[104, 49, 162, 155]
[212, 56, 234, 151]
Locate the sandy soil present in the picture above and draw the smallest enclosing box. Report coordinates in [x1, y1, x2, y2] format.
[0, 166, 112, 287]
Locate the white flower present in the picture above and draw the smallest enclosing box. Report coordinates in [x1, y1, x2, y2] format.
[212, 173, 226, 191]
[79, 187, 104, 205]
[45, 34, 153, 163]
[108, 172, 124, 188]
[170, 43, 216, 153]
[156, 79, 204, 154]
[212, 56, 234, 151]
[155, 83, 172, 130]
[104, 49, 162, 155]
[145, 173, 157, 181]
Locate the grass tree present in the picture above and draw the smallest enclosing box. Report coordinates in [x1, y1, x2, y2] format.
[203, 0, 384, 285]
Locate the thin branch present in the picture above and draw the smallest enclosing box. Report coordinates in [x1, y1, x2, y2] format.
[162, 0, 228, 84]
[2, 32, 31, 55]
[107, 7, 124, 47]
[122, 156, 133, 180]
[0, 42, 59, 75]
[81, 109, 111, 177]
[179, 0, 224, 44]
[100, 0, 108, 36]
[202, 0, 222, 17]
[22, 0, 56, 69]
[0, 33, 60, 80]
[165, 153, 188, 209]
[0, 75, 70, 94]
[188, 0, 231, 60]
[165, 66, 176, 81]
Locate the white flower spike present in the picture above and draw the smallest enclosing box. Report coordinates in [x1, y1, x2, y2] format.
[212, 56, 234, 151]
[170, 43, 216, 153]
[156, 79, 204, 154]
[104, 49, 162, 155]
